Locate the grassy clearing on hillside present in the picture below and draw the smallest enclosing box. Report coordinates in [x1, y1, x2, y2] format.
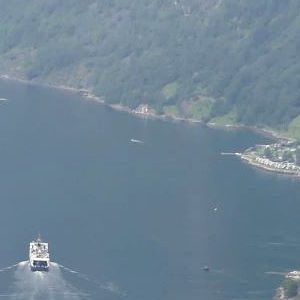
[162, 82, 179, 100]
[1, 1, 300, 129]
[286, 115, 300, 140]
[182, 97, 213, 121]
[163, 105, 180, 117]
[210, 111, 237, 126]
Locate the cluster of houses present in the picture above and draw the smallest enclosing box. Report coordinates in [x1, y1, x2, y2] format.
[286, 271, 300, 280]
[255, 156, 300, 173]
[133, 104, 149, 115]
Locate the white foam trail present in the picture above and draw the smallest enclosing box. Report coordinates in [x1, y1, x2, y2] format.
[0, 261, 123, 298]
[13, 261, 84, 300]
[57, 263, 125, 296]
[54, 263, 90, 282]
[100, 282, 124, 296]
[0, 263, 19, 273]
[265, 271, 286, 276]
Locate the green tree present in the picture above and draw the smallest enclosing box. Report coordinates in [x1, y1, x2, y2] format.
[1, 0, 300, 130]
[264, 147, 273, 159]
[282, 150, 294, 162]
[282, 279, 298, 299]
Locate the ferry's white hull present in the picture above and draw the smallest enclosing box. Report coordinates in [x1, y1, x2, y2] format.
[29, 237, 50, 272]
[30, 264, 49, 272]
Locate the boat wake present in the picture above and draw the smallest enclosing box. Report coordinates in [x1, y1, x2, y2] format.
[12, 261, 83, 300]
[57, 263, 125, 296]
[265, 271, 286, 276]
[0, 263, 20, 273]
[0, 261, 125, 299]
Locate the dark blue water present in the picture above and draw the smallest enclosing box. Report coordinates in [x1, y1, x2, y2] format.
[0, 79, 299, 300]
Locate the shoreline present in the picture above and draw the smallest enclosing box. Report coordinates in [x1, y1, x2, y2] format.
[1, 73, 298, 180]
[0, 73, 289, 141]
[207, 122, 292, 143]
[273, 287, 285, 300]
[273, 270, 300, 300]
[0, 74, 205, 125]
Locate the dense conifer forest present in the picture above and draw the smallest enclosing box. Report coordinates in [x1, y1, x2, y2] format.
[0, 0, 300, 135]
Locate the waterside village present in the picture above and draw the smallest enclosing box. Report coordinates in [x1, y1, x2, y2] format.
[275, 271, 300, 300]
[241, 140, 300, 177]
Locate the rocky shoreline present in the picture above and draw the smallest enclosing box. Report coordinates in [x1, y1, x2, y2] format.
[0, 73, 289, 142]
[0, 74, 300, 182]
[2, 72, 299, 183]
[274, 287, 286, 300]
[273, 271, 300, 300]
[0, 74, 206, 125]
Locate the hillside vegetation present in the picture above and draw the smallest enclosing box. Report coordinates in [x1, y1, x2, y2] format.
[0, 0, 300, 134]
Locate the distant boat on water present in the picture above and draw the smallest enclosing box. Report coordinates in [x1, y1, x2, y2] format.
[130, 138, 144, 144]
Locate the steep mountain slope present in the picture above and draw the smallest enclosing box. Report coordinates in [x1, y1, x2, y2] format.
[0, 0, 299, 134]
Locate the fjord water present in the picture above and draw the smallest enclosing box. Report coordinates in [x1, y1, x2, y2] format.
[0, 80, 300, 300]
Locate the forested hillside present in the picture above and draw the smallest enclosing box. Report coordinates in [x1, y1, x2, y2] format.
[0, 0, 300, 135]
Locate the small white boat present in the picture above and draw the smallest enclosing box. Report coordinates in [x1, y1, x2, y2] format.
[130, 138, 144, 144]
[203, 266, 210, 272]
[29, 236, 50, 272]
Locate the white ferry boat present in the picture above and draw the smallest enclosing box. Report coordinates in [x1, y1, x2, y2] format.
[29, 236, 50, 271]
